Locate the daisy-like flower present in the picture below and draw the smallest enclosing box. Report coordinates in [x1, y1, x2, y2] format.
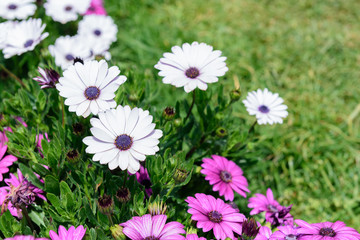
[33, 67, 60, 89]
[243, 88, 288, 125]
[185, 193, 246, 240]
[201, 155, 250, 201]
[0, 0, 36, 20]
[135, 165, 153, 197]
[85, 0, 106, 15]
[49, 225, 86, 240]
[83, 105, 163, 173]
[0, 21, 14, 50]
[185, 234, 206, 240]
[56, 59, 126, 117]
[270, 225, 298, 240]
[0, 145, 17, 182]
[120, 214, 186, 240]
[44, 0, 91, 24]
[155, 42, 228, 93]
[295, 220, 360, 240]
[78, 15, 117, 55]
[49, 35, 93, 70]
[255, 226, 272, 240]
[5, 236, 48, 240]
[2, 18, 48, 59]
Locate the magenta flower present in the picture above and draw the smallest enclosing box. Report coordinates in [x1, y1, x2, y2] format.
[185, 193, 245, 240]
[201, 155, 249, 201]
[36, 133, 50, 157]
[49, 225, 86, 240]
[14, 117, 27, 127]
[0, 127, 13, 147]
[270, 225, 298, 240]
[5, 236, 48, 240]
[135, 165, 153, 197]
[255, 226, 272, 240]
[295, 220, 360, 240]
[0, 145, 17, 181]
[85, 0, 107, 15]
[0, 187, 18, 217]
[185, 234, 206, 240]
[121, 214, 186, 240]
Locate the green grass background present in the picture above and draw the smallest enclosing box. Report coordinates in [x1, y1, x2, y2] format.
[104, 0, 360, 228]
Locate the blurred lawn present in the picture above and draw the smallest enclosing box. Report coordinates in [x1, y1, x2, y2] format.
[106, 0, 360, 228]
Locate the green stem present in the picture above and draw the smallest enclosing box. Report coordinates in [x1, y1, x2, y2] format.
[165, 183, 176, 198]
[184, 91, 196, 122]
[28, 151, 38, 163]
[21, 205, 35, 233]
[60, 96, 65, 127]
[248, 120, 257, 134]
[107, 214, 114, 226]
[0, 64, 26, 88]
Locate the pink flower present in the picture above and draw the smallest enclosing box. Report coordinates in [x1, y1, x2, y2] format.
[295, 220, 360, 240]
[5, 236, 48, 240]
[0, 187, 18, 217]
[14, 117, 27, 127]
[270, 225, 298, 240]
[121, 214, 185, 239]
[185, 193, 245, 240]
[0, 145, 17, 181]
[255, 226, 272, 240]
[85, 0, 107, 15]
[135, 165, 152, 197]
[0, 127, 12, 147]
[36, 133, 50, 157]
[201, 155, 250, 201]
[49, 225, 86, 240]
[185, 234, 206, 240]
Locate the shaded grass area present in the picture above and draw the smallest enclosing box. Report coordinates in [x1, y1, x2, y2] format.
[106, 0, 360, 228]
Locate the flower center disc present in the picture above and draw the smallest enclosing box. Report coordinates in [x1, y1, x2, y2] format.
[65, 54, 74, 61]
[8, 4, 17, 10]
[220, 170, 232, 183]
[319, 227, 336, 237]
[258, 105, 270, 113]
[185, 67, 200, 79]
[24, 39, 34, 48]
[65, 5, 73, 11]
[208, 210, 223, 223]
[285, 235, 297, 240]
[144, 237, 159, 240]
[94, 29, 102, 36]
[267, 204, 278, 213]
[115, 134, 133, 151]
[84, 86, 100, 100]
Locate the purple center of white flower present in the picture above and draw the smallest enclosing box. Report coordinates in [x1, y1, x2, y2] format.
[84, 86, 100, 100]
[285, 235, 297, 240]
[8, 4, 17, 10]
[144, 237, 159, 240]
[65, 5, 73, 11]
[115, 134, 133, 151]
[220, 170, 232, 183]
[320, 228, 336, 237]
[24, 40, 34, 48]
[258, 105, 270, 113]
[65, 54, 74, 61]
[208, 210, 222, 223]
[185, 67, 200, 79]
[94, 29, 102, 36]
[267, 204, 278, 213]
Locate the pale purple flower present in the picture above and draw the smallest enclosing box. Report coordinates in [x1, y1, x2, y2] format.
[33, 67, 60, 89]
[295, 220, 360, 240]
[185, 234, 206, 240]
[201, 155, 250, 201]
[49, 225, 86, 240]
[255, 226, 272, 240]
[186, 193, 246, 240]
[5, 236, 48, 240]
[121, 214, 185, 240]
[270, 225, 298, 240]
[0, 145, 17, 181]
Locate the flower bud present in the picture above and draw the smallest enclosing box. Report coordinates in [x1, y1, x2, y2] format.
[230, 89, 241, 102]
[110, 225, 126, 240]
[116, 187, 131, 203]
[173, 168, 188, 184]
[240, 218, 260, 240]
[97, 194, 114, 215]
[66, 149, 80, 163]
[173, 118, 182, 127]
[128, 93, 139, 102]
[215, 127, 227, 138]
[72, 122, 84, 135]
[162, 107, 175, 121]
[148, 200, 167, 216]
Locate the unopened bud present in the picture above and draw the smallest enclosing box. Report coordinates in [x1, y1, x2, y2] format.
[66, 149, 80, 163]
[173, 118, 182, 127]
[173, 168, 188, 184]
[241, 218, 260, 240]
[72, 122, 84, 135]
[148, 200, 167, 216]
[128, 93, 139, 102]
[162, 107, 175, 121]
[216, 127, 227, 138]
[230, 89, 241, 102]
[110, 225, 126, 240]
[116, 187, 131, 203]
[97, 194, 114, 215]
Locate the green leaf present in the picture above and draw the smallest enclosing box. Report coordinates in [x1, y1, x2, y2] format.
[28, 211, 46, 227]
[44, 175, 60, 195]
[18, 163, 43, 190]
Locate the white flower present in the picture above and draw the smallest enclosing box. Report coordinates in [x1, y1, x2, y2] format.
[78, 15, 118, 55]
[83, 105, 163, 173]
[1, 18, 48, 59]
[44, 0, 91, 24]
[56, 59, 126, 118]
[0, 0, 36, 20]
[243, 88, 288, 125]
[49, 35, 93, 70]
[155, 42, 228, 93]
[0, 22, 13, 50]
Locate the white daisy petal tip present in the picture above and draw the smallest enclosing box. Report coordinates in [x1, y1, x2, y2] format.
[155, 42, 228, 93]
[243, 88, 288, 125]
[83, 105, 162, 172]
[57, 59, 126, 118]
